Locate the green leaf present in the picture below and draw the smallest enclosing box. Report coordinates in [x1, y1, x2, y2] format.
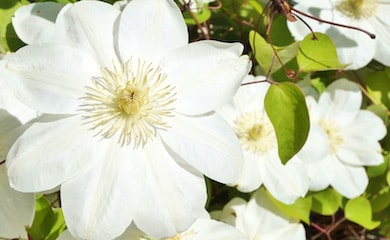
[266, 190, 312, 224]
[0, 0, 29, 52]
[311, 188, 342, 215]
[367, 151, 388, 177]
[27, 195, 66, 240]
[183, 7, 211, 25]
[249, 30, 299, 75]
[370, 187, 390, 213]
[264, 82, 310, 163]
[345, 196, 381, 230]
[297, 32, 347, 71]
[364, 68, 390, 109]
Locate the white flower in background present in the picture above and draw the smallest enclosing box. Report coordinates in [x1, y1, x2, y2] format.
[217, 75, 309, 204]
[179, 0, 216, 12]
[0, 164, 35, 240]
[303, 79, 386, 198]
[3, 0, 250, 239]
[287, 0, 390, 69]
[212, 188, 306, 240]
[0, 110, 35, 240]
[58, 217, 248, 240]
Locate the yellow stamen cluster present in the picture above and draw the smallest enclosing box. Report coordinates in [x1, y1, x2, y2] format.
[79, 59, 176, 148]
[336, 0, 378, 19]
[234, 111, 277, 155]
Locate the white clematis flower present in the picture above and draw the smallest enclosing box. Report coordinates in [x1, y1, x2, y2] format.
[304, 79, 386, 198]
[287, 0, 390, 69]
[217, 75, 309, 204]
[58, 217, 248, 240]
[213, 188, 306, 240]
[3, 0, 250, 239]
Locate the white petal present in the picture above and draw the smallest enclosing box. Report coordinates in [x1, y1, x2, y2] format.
[337, 110, 386, 166]
[132, 138, 207, 238]
[118, 0, 188, 63]
[319, 79, 361, 125]
[55, 1, 120, 67]
[215, 197, 248, 229]
[161, 113, 244, 184]
[61, 142, 137, 240]
[260, 154, 309, 204]
[233, 151, 263, 192]
[3, 44, 99, 114]
[6, 116, 101, 192]
[243, 188, 305, 240]
[0, 165, 35, 239]
[56, 230, 76, 240]
[188, 218, 247, 240]
[162, 41, 250, 115]
[327, 155, 368, 198]
[12, 2, 64, 44]
[0, 109, 21, 160]
[372, 17, 390, 66]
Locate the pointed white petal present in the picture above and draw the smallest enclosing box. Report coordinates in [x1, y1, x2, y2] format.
[327, 155, 368, 198]
[161, 113, 243, 184]
[6, 116, 101, 192]
[55, 1, 120, 67]
[234, 151, 263, 193]
[118, 0, 187, 63]
[132, 138, 207, 238]
[61, 142, 137, 240]
[3, 44, 99, 114]
[12, 2, 64, 44]
[162, 41, 250, 115]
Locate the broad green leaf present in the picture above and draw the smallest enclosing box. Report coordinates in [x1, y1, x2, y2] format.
[27, 195, 66, 240]
[297, 32, 347, 71]
[311, 188, 342, 215]
[367, 151, 388, 177]
[370, 187, 390, 213]
[345, 196, 380, 230]
[364, 68, 390, 109]
[0, 0, 29, 52]
[249, 30, 299, 75]
[266, 190, 312, 224]
[264, 82, 310, 163]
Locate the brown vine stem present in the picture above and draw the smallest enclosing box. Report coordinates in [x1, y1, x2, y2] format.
[311, 216, 347, 240]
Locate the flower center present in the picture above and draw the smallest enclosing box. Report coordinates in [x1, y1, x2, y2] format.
[234, 111, 277, 155]
[80, 59, 176, 148]
[336, 0, 378, 19]
[319, 120, 344, 153]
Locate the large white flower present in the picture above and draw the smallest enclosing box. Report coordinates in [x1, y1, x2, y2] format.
[3, 0, 250, 239]
[303, 79, 386, 198]
[58, 216, 248, 240]
[217, 75, 309, 204]
[212, 188, 306, 240]
[287, 0, 390, 69]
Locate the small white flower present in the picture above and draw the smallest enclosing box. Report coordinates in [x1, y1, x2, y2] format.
[302, 78, 386, 198]
[218, 75, 309, 204]
[4, 0, 250, 239]
[287, 0, 390, 69]
[213, 188, 306, 240]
